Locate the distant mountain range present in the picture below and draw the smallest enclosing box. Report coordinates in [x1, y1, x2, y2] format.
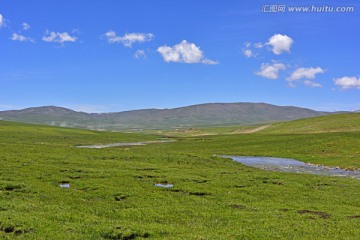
[0, 103, 333, 130]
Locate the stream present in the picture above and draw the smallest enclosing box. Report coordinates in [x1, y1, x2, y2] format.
[76, 140, 175, 149]
[223, 155, 360, 179]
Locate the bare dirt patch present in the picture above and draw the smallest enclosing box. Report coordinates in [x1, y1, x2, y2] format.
[232, 125, 271, 134]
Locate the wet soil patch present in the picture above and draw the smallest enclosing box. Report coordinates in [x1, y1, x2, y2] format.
[144, 175, 158, 178]
[0, 224, 32, 235]
[229, 204, 246, 209]
[192, 179, 208, 183]
[114, 195, 127, 201]
[101, 227, 149, 240]
[1, 184, 22, 191]
[69, 176, 81, 179]
[3, 226, 15, 233]
[134, 175, 162, 179]
[188, 191, 210, 196]
[297, 210, 331, 219]
[271, 181, 284, 185]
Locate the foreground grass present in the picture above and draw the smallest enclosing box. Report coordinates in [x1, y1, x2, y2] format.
[1, 118, 360, 239]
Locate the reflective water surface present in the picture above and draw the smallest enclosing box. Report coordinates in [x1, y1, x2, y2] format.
[154, 183, 174, 188]
[223, 156, 360, 179]
[59, 183, 70, 188]
[76, 140, 175, 149]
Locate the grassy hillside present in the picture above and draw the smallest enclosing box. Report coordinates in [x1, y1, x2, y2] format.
[138, 124, 270, 137]
[260, 113, 360, 134]
[142, 113, 360, 137]
[1, 118, 360, 239]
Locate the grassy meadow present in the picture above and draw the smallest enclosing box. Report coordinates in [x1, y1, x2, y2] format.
[1, 114, 360, 239]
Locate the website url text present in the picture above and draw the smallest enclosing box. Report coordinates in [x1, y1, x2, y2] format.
[262, 5, 355, 13]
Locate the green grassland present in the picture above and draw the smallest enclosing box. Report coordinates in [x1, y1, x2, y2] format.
[136, 124, 269, 137]
[261, 113, 360, 134]
[1, 114, 360, 239]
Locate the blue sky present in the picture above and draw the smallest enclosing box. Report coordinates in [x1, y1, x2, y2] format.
[1, 0, 359, 112]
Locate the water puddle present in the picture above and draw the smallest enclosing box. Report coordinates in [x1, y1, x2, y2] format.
[223, 156, 360, 179]
[76, 140, 175, 149]
[59, 183, 70, 188]
[154, 183, 174, 188]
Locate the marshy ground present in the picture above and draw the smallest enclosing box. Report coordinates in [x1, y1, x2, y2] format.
[1, 114, 360, 239]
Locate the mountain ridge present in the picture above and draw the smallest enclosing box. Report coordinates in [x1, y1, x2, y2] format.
[0, 102, 333, 130]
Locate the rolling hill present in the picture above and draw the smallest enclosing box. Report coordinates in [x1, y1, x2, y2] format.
[0, 102, 330, 130]
[259, 113, 360, 134]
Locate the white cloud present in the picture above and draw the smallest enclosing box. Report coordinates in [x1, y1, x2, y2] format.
[243, 34, 292, 58]
[255, 62, 285, 79]
[242, 43, 253, 58]
[334, 76, 360, 89]
[0, 14, 4, 28]
[287, 67, 324, 81]
[201, 59, 218, 65]
[134, 50, 146, 59]
[242, 42, 256, 58]
[22, 22, 30, 30]
[11, 33, 35, 43]
[304, 80, 322, 88]
[243, 49, 253, 58]
[157, 40, 218, 64]
[286, 67, 324, 88]
[42, 30, 77, 44]
[104, 31, 154, 47]
[266, 34, 294, 54]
